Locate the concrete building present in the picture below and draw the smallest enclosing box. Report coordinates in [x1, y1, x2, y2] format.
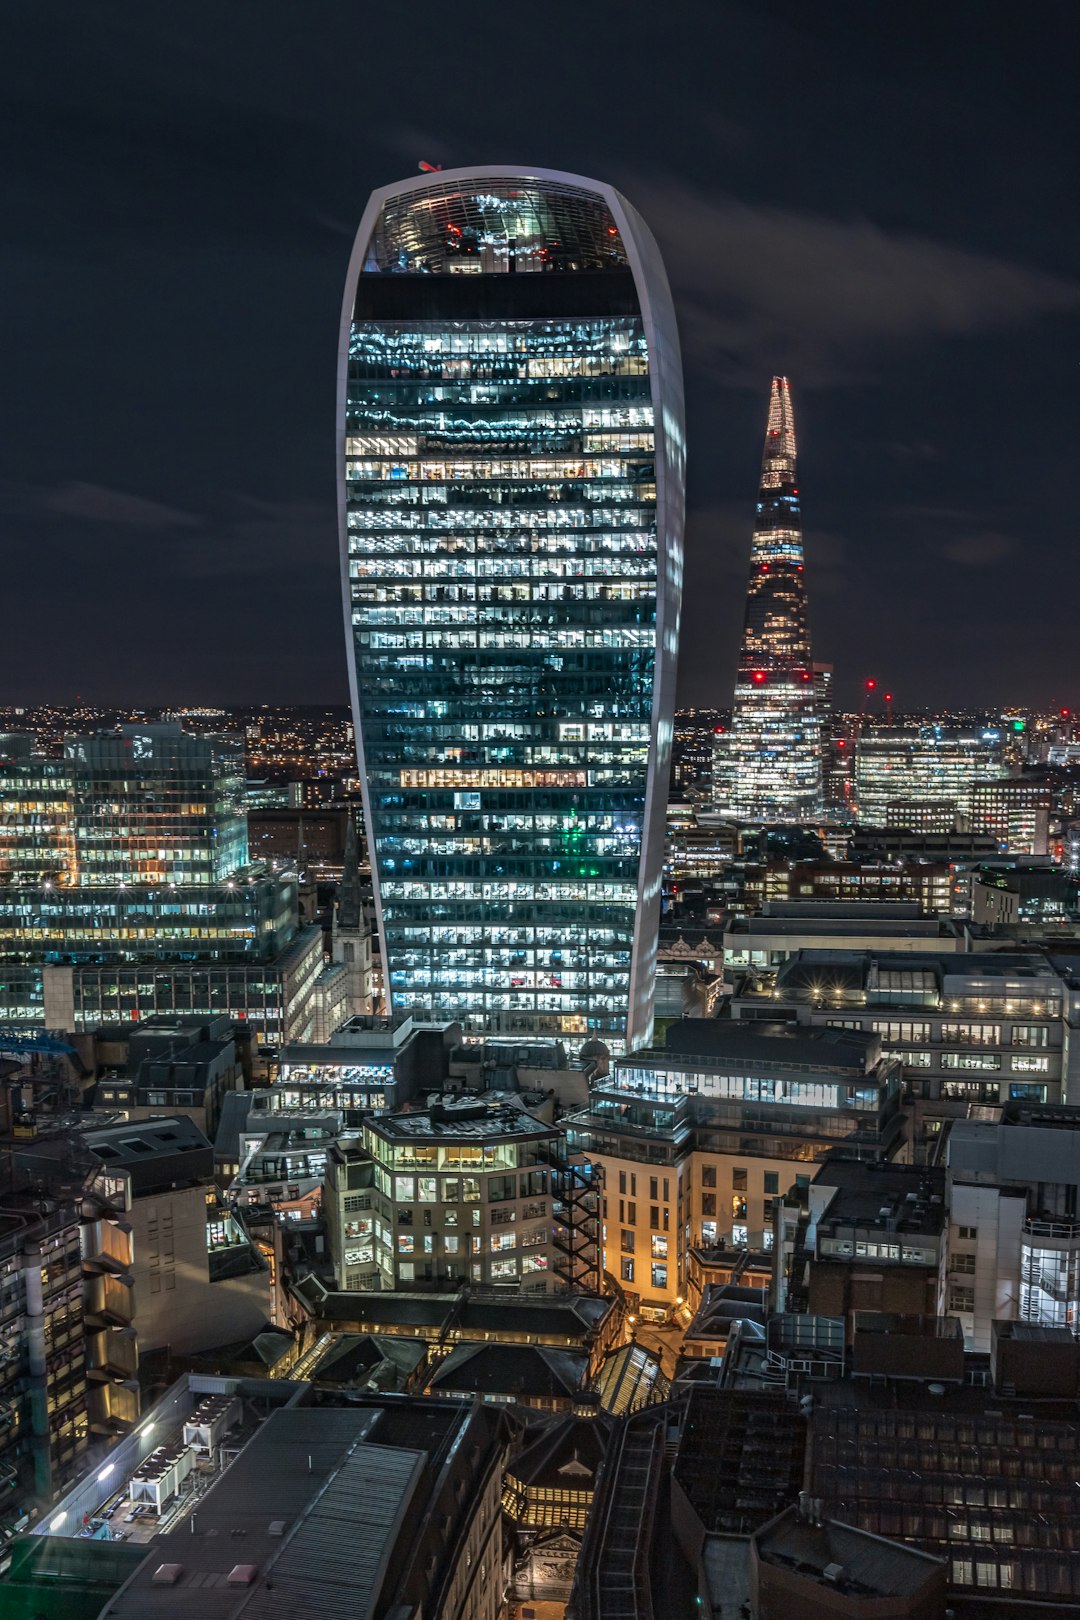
[92, 1016, 242, 1137]
[564, 1021, 902, 1311]
[971, 776, 1053, 856]
[945, 1105, 1080, 1351]
[273, 1011, 454, 1120]
[736, 947, 1071, 1156]
[0, 1134, 146, 1528]
[84, 1116, 269, 1357]
[362, 1098, 599, 1295]
[20, 921, 329, 1053]
[723, 902, 968, 987]
[779, 1159, 946, 1330]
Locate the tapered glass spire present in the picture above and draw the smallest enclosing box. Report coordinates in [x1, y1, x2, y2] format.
[715, 377, 823, 821]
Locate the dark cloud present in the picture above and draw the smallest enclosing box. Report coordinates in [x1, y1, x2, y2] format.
[1, 1, 1079, 710]
[42, 483, 200, 530]
[939, 532, 1015, 566]
[636, 186, 1080, 386]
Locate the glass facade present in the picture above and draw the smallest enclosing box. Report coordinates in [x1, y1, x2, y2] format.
[854, 723, 1004, 825]
[65, 725, 247, 884]
[0, 724, 247, 886]
[716, 377, 823, 821]
[340, 169, 683, 1048]
[0, 876, 295, 964]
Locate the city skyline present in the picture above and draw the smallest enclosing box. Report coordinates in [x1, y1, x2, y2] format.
[3, 6, 1080, 712]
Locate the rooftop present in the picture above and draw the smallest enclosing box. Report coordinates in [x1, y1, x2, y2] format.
[753, 1506, 946, 1600]
[366, 1099, 554, 1142]
[812, 1159, 946, 1242]
[85, 1115, 211, 1166]
[427, 1341, 587, 1400]
[99, 1407, 426, 1620]
[657, 1018, 882, 1074]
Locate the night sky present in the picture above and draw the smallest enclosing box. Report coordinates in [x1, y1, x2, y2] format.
[5, 2, 1079, 710]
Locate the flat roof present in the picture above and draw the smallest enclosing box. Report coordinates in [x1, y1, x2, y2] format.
[814, 1160, 945, 1240]
[643, 1019, 881, 1075]
[84, 1115, 211, 1162]
[101, 1408, 425, 1620]
[754, 1508, 944, 1597]
[367, 1103, 554, 1142]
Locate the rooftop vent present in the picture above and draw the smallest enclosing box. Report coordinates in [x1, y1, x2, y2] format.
[152, 1564, 184, 1585]
[228, 1564, 259, 1586]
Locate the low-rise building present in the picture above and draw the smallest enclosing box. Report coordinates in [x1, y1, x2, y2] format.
[750, 1503, 948, 1620]
[736, 947, 1071, 1156]
[565, 1021, 902, 1312]
[780, 1159, 946, 1330]
[84, 1115, 270, 1357]
[363, 1098, 599, 1295]
[723, 902, 968, 985]
[945, 1104, 1080, 1351]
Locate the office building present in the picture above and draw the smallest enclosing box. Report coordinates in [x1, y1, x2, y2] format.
[853, 722, 1003, 826]
[1, 725, 246, 887]
[92, 1015, 242, 1137]
[737, 947, 1070, 1154]
[564, 1021, 902, 1310]
[339, 166, 685, 1049]
[0, 726, 330, 1048]
[715, 377, 823, 822]
[84, 1116, 269, 1357]
[723, 901, 968, 984]
[945, 1105, 1080, 1351]
[0, 1135, 148, 1525]
[967, 777, 1054, 855]
[361, 1096, 599, 1294]
[0, 733, 75, 883]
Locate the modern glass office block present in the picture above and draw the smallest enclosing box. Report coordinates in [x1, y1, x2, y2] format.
[64, 724, 247, 885]
[339, 169, 684, 1049]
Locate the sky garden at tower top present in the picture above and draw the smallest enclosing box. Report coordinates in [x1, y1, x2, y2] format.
[338, 168, 685, 1051]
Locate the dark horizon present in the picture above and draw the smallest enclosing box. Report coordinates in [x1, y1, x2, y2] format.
[4, 3, 1080, 712]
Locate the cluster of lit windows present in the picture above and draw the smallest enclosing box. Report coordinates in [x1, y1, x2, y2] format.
[346, 296, 661, 1040]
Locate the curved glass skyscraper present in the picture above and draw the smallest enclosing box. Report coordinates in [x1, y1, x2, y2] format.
[338, 168, 684, 1049]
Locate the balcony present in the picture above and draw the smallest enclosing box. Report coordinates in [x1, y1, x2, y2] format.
[1024, 1217, 1080, 1244]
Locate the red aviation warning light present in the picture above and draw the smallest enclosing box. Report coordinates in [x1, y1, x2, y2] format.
[418, 161, 443, 172]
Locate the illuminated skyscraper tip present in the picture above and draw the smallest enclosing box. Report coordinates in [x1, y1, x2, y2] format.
[762, 374, 797, 471]
[715, 376, 824, 823]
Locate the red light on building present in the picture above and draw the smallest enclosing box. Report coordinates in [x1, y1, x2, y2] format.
[752, 672, 766, 683]
[866, 679, 877, 691]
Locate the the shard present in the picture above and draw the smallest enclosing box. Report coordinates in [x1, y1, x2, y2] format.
[715, 376, 824, 821]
